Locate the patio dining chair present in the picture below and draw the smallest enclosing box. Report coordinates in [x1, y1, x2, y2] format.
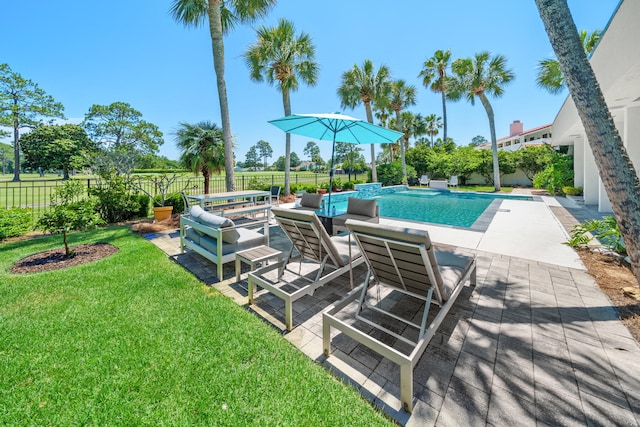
[323, 220, 476, 412]
[269, 185, 281, 206]
[449, 175, 459, 189]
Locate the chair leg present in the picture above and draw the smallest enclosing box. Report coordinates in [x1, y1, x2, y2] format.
[400, 362, 414, 413]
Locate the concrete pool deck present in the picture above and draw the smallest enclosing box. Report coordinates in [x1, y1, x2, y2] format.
[378, 193, 586, 269]
[144, 192, 639, 426]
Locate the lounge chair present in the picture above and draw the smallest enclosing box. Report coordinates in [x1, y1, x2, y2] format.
[323, 220, 476, 412]
[449, 175, 459, 189]
[331, 197, 379, 235]
[248, 207, 365, 331]
[419, 175, 430, 187]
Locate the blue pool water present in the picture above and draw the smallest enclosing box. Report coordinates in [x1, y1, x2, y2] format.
[328, 189, 533, 228]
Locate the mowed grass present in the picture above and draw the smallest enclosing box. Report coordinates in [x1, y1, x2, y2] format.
[0, 227, 393, 426]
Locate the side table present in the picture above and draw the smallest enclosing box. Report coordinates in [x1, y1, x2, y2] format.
[235, 245, 283, 282]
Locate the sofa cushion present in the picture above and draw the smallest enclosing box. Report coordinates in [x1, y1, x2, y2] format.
[199, 227, 265, 256]
[300, 193, 323, 209]
[189, 205, 240, 243]
[347, 197, 377, 218]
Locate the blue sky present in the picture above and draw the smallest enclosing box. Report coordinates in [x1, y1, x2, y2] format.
[2, 0, 620, 164]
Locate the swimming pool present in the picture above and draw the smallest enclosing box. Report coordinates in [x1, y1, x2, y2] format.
[328, 189, 533, 228]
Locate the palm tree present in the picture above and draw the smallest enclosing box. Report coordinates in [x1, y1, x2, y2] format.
[174, 121, 225, 194]
[418, 49, 452, 141]
[424, 113, 442, 146]
[387, 79, 416, 184]
[243, 18, 319, 196]
[536, 29, 601, 94]
[449, 52, 515, 191]
[170, 0, 275, 192]
[535, 0, 640, 281]
[337, 60, 391, 183]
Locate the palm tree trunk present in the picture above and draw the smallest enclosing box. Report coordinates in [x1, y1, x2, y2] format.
[207, 0, 235, 191]
[478, 92, 500, 191]
[441, 90, 447, 142]
[282, 89, 292, 196]
[396, 110, 408, 185]
[536, 0, 640, 282]
[364, 101, 377, 182]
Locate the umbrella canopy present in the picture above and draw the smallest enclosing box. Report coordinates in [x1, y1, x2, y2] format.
[268, 113, 403, 145]
[268, 113, 403, 210]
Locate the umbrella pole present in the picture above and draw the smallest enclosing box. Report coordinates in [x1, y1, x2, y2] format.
[328, 134, 337, 212]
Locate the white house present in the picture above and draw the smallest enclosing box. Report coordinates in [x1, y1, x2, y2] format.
[552, 0, 640, 212]
[477, 120, 553, 152]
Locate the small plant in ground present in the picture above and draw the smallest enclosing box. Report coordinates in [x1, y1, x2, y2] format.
[0, 207, 32, 240]
[566, 216, 625, 255]
[37, 180, 103, 256]
[563, 186, 583, 196]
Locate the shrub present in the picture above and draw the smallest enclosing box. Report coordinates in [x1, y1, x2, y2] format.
[376, 161, 415, 186]
[136, 194, 151, 218]
[563, 186, 583, 196]
[533, 155, 573, 195]
[0, 207, 32, 240]
[90, 172, 142, 223]
[37, 180, 104, 256]
[155, 193, 184, 213]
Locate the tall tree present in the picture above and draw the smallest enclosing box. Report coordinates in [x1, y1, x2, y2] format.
[174, 121, 225, 194]
[244, 18, 319, 196]
[536, 29, 601, 94]
[337, 59, 391, 183]
[418, 49, 452, 141]
[245, 145, 260, 171]
[83, 102, 163, 155]
[170, 0, 275, 192]
[255, 139, 273, 171]
[535, 0, 640, 281]
[0, 63, 65, 181]
[20, 124, 96, 179]
[387, 79, 416, 184]
[303, 140, 322, 170]
[449, 52, 515, 191]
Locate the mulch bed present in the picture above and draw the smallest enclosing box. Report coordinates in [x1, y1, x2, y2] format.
[10, 243, 119, 274]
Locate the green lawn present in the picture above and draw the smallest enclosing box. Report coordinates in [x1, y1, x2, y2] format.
[0, 227, 393, 426]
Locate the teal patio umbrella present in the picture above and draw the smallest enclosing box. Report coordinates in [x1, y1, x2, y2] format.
[268, 113, 403, 209]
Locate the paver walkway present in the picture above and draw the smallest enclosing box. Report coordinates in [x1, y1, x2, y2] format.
[145, 200, 640, 426]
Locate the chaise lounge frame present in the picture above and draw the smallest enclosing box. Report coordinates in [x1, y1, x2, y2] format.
[323, 220, 476, 412]
[248, 207, 364, 331]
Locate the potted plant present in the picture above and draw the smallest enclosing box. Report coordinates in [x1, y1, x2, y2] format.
[318, 182, 329, 194]
[332, 177, 343, 192]
[131, 173, 188, 221]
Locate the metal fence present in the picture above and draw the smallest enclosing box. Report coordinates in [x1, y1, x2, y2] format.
[0, 173, 334, 218]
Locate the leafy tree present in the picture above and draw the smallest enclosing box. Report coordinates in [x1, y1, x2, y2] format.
[245, 145, 260, 171]
[418, 49, 452, 141]
[532, 153, 573, 195]
[303, 141, 319, 161]
[174, 121, 224, 194]
[536, 29, 601, 94]
[83, 102, 163, 158]
[386, 79, 417, 184]
[1, 141, 15, 174]
[170, 0, 276, 192]
[289, 151, 301, 168]
[37, 180, 103, 257]
[337, 59, 391, 183]
[255, 139, 272, 170]
[244, 18, 319, 196]
[476, 149, 517, 185]
[377, 161, 416, 186]
[470, 135, 487, 147]
[536, 0, 640, 281]
[20, 124, 96, 179]
[449, 52, 515, 191]
[0, 63, 65, 181]
[515, 144, 555, 180]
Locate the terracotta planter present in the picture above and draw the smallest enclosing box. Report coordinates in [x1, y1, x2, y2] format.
[153, 206, 173, 221]
[317, 189, 328, 194]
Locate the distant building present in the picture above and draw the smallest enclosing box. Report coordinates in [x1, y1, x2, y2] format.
[552, 0, 640, 212]
[477, 120, 552, 152]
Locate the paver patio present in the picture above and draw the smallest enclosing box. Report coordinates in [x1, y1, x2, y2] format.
[145, 199, 640, 426]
